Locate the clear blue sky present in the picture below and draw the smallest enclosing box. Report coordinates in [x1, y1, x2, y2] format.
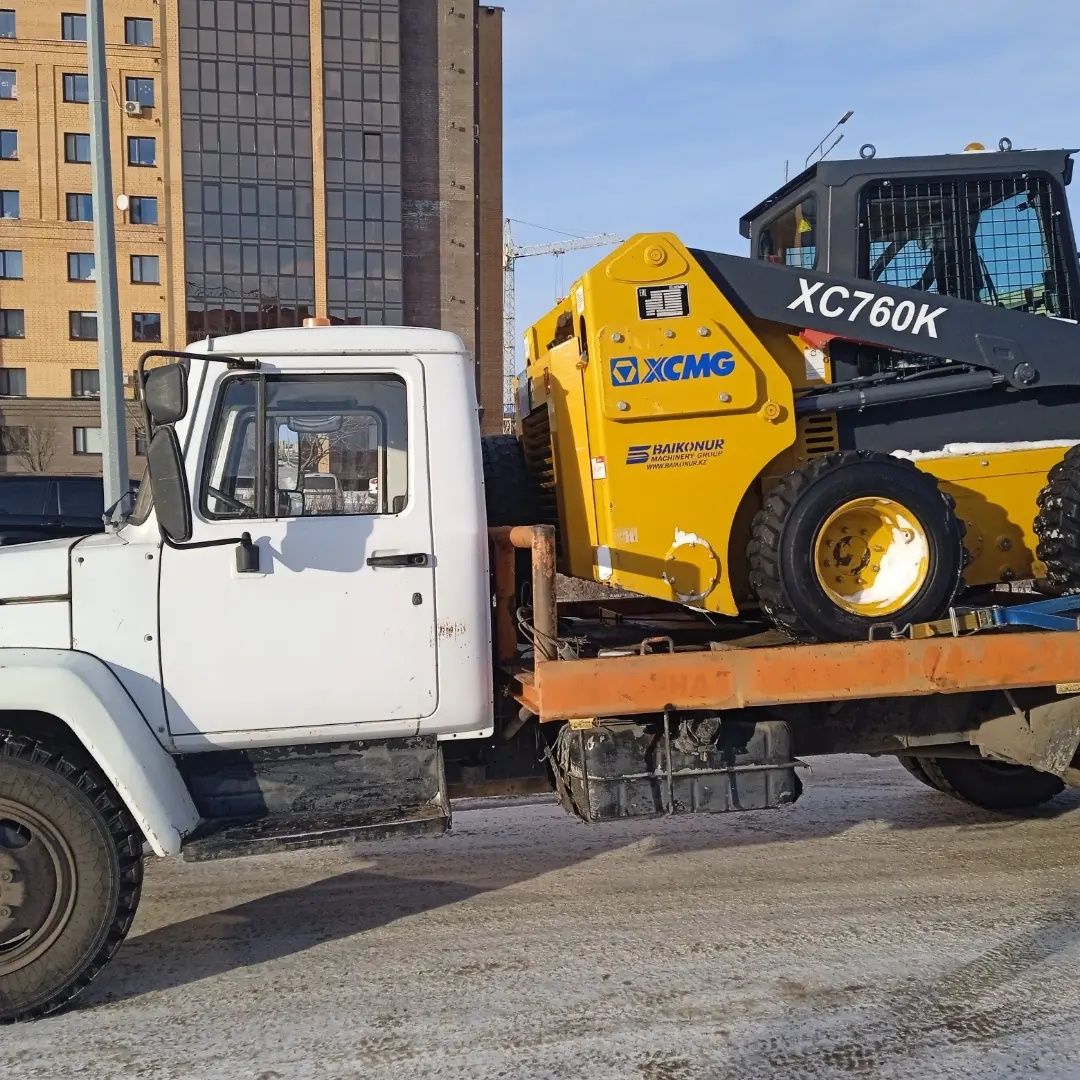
[501, 0, 1080, 365]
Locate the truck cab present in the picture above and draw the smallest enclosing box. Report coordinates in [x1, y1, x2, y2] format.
[109, 326, 495, 747]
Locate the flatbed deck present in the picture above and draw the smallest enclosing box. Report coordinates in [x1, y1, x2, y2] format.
[491, 526, 1080, 723]
[515, 631, 1080, 721]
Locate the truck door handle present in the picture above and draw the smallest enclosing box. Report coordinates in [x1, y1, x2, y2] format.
[366, 552, 430, 568]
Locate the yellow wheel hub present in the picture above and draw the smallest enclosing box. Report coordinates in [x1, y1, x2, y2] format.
[813, 497, 930, 617]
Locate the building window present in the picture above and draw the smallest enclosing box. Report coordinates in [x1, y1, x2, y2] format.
[129, 196, 157, 224]
[64, 132, 90, 163]
[0, 308, 24, 338]
[69, 310, 97, 340]
[132, 312, 161, 341]
[71, 368, 100, 397]
[0, 129, 14, 159]
[134, 429, 148, 456]
[68, 252, 95, 281]
[0, 426, 26, 455]
[62, 73, 88, 103]
[0, 70, 14, 100]
[125, 77, 154, 108]
[0, 368, 25, 396]
[127, 136, 156, 167]
[61, 13, 86, 41]
[74, 426, 103, 455]
[125, 18, 153, 47]
[130, 254, 159, 284]
[0, 189, 17, 219]
[0, 11, 13, 39]
[66, 193, 93, 221]
[0, 249, 21, 278]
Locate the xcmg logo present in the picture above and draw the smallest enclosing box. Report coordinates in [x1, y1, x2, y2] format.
[609, 351, 735, 387]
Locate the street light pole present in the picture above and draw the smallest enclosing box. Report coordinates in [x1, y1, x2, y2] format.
[87, 0, 129, 524]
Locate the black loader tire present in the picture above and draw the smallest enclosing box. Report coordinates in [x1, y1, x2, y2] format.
[748, 451, 966, 641]
[919, 756, 1065, 811]
[481, 434, 539, 527]
[895, 755, 949, 792]
[1034, 444, 1080, 593]
[0, 734, 144, 1023]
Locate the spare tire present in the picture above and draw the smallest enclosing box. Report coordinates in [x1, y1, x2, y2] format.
[748, 451, 966, 641]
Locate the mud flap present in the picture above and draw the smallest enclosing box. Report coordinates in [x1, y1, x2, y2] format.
[551, 718, 801, 823]
[971, 693, 1080, 780]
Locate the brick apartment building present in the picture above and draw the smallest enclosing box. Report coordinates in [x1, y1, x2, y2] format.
[0, 0, 502, 475]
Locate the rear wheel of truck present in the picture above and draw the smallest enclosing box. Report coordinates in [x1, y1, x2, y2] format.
[895, 755, 948, 792]
[748, 451, 966, 641]
[0, 735, 143, 1023]
[919, 756, 1065, 811]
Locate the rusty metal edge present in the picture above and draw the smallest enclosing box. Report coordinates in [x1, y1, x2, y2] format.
[527, 631, 1080, 721]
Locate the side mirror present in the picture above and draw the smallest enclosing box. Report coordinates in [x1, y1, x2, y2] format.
[143, 363, 188, 426]
[147, 428, 192, 543]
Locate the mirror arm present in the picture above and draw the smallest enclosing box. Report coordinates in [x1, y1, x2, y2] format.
[161, 532, 253, 552]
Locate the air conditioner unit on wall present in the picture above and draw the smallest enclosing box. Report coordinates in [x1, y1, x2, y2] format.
[124, 100, 143, 117]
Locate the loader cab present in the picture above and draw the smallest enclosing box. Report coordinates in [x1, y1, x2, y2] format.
[742, 146, 1080, 320]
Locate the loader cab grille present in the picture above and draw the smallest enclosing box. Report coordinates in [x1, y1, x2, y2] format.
[859, 174, 1076, 320]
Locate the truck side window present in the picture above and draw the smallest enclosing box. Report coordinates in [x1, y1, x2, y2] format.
[758, 195, 817, 268]
[202, 373, 408, 520]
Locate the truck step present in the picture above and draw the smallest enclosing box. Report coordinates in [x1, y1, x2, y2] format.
[181, 804, 449, 862]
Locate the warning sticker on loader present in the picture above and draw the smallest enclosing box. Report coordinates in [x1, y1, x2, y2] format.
[638, 284, 690, 319]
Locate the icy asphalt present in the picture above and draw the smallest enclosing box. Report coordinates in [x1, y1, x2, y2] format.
[7, 755, 1080, 1079]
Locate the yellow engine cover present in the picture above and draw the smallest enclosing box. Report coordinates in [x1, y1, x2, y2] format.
[523, 233, 801, 615]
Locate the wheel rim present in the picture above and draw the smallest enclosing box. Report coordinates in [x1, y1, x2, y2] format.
[813, 496, 930, 617]
[0, 797, 78, 978]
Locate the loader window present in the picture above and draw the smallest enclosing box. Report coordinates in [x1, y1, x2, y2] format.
[758, 195, 817, 269]
[860, 174, 1074, 317]
[202, 373, 408, 519]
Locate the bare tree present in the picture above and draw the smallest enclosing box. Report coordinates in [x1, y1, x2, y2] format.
[10, 426, 58, 472]
[279, 415, 376, 476]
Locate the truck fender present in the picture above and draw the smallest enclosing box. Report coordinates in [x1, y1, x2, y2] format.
[0, 648, 199, 856]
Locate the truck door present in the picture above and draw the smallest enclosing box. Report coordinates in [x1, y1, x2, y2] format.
[158, 364, 437, 737]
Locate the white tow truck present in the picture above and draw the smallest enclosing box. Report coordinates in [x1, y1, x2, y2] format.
[3, 324, 1080, 1022]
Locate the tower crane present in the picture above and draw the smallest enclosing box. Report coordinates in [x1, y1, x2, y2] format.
[503, 219, 620, 431]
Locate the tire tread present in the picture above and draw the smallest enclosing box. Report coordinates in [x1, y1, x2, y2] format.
[0, 731, 144, 1024]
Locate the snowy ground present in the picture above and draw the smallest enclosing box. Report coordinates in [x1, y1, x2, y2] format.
[9, 755, 1080, 1079]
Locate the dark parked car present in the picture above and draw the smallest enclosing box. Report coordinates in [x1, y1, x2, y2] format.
[0, 474, 135, 545]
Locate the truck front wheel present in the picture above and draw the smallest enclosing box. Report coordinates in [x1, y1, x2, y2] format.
[918, 755, 1065, 811]
[0, 735, 143, 1023]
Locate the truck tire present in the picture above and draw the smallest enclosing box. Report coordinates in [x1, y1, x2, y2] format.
[919, 756, 1064, 811]
[1034, 444, 1080, 593]
[0, 734, 144, 1023]
[481, 434, 540, 527]
[748, 451, 966, 641]
[895, 755, 948, 792]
